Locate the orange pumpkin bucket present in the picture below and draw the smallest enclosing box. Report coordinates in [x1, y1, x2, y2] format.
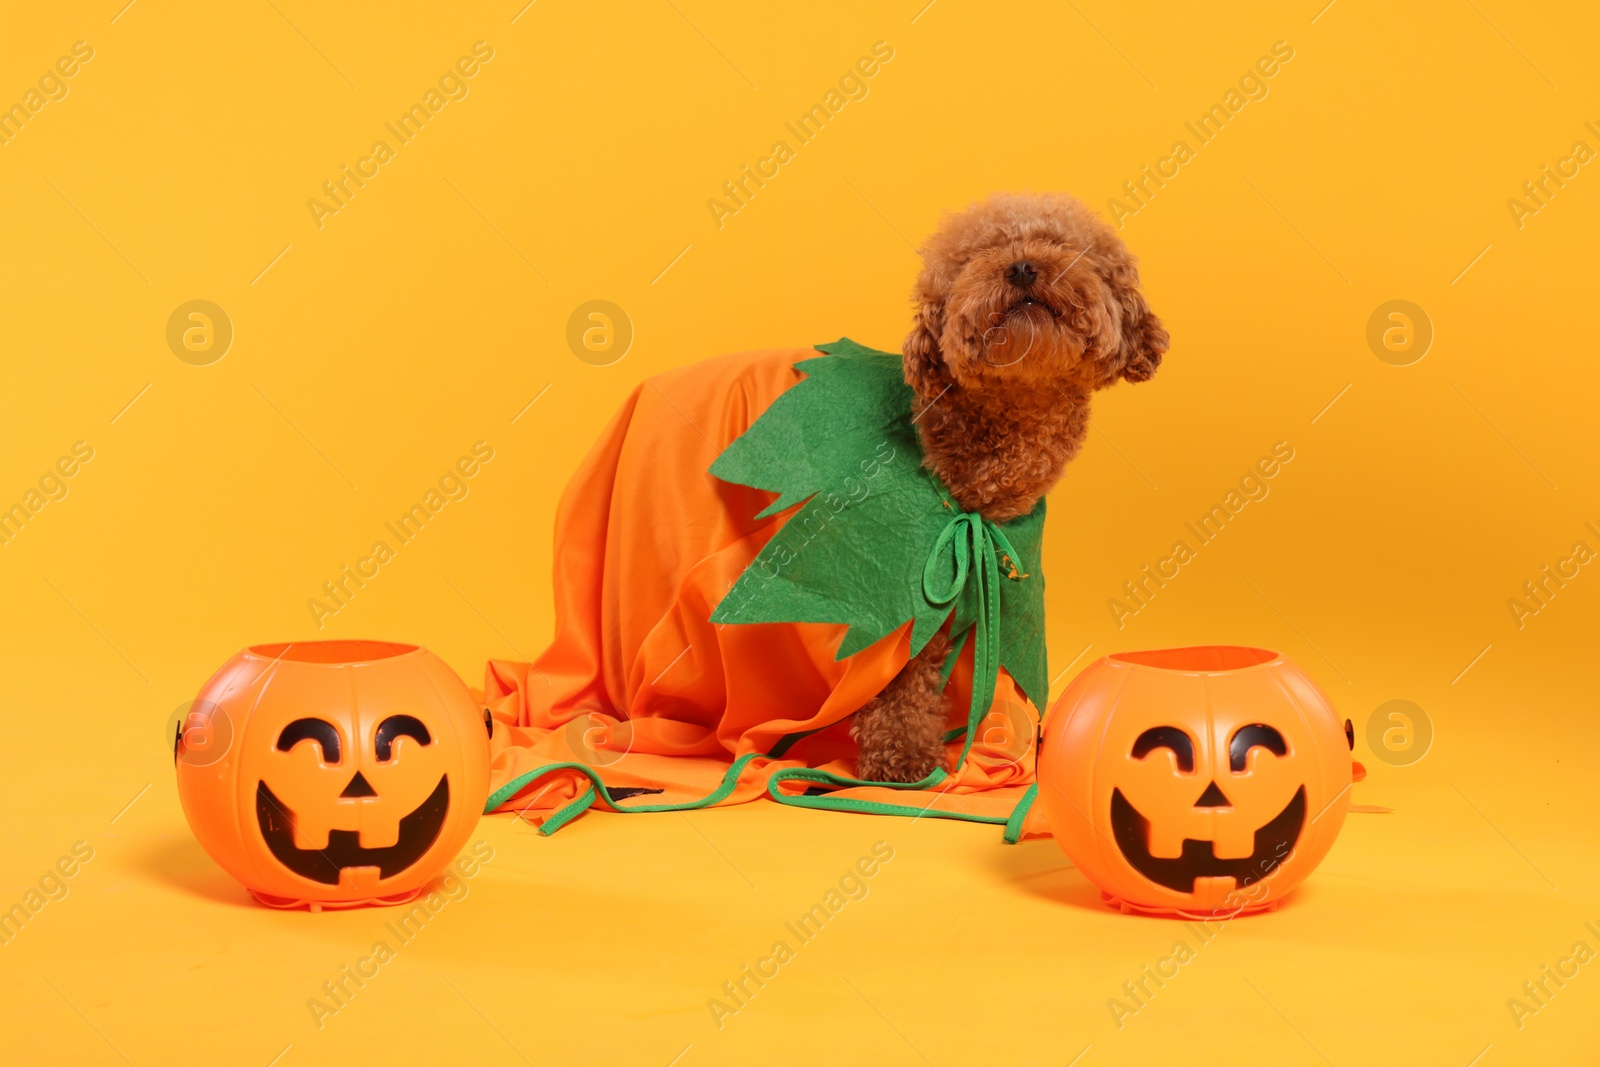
[175, 640, 491, 910]
[1037, 646, 1353, 918]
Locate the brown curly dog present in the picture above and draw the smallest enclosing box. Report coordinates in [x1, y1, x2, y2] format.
[852, 191, 1169, 782]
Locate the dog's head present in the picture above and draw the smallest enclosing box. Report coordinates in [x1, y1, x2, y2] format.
[904, 192, 1168, 396]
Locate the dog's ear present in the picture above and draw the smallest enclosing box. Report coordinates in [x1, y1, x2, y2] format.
[902, 300, 953, 396]
[1106, 261, 1168, 384]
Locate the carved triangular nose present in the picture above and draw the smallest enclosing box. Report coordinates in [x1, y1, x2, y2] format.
[340, 771, 378, 798]
[1194, 781, 1231, 808]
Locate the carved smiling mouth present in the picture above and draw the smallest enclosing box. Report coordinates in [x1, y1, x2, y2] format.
[1110, 786, 1305, 893]
[256, 775, 449, 885]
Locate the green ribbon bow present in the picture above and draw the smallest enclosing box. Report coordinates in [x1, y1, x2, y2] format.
[921, 505, 1030, 758]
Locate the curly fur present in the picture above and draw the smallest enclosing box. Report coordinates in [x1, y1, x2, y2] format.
[853, 634, 953, 782]
[855, 191, 1167, 781]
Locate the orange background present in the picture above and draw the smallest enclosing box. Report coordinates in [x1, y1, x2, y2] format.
[0, 0, 1596, 1063]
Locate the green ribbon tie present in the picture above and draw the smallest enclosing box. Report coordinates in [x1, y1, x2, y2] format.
[921, 506, 1028, 767]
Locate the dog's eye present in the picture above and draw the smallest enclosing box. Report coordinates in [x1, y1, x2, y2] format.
[1229, 724, 1287, 771]
[1131, 726, 1194, 772]
[375, 714, 432, 761]
[277, 718, 341, 763]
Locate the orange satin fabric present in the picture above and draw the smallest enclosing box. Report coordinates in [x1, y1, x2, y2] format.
[478, 348, 1046, 832]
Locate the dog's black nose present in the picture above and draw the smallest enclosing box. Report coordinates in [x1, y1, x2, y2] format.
[1006, 260, 1038, 288]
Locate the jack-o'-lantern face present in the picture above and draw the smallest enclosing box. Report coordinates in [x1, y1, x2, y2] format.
[1110, 721, 1304, 894]
[1039, 646, 1354, 917]
[255, 712, 451, 885]
[176, 641, 491, 908]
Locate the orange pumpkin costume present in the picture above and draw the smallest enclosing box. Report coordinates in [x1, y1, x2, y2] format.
[479, 342, 1049, 837]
